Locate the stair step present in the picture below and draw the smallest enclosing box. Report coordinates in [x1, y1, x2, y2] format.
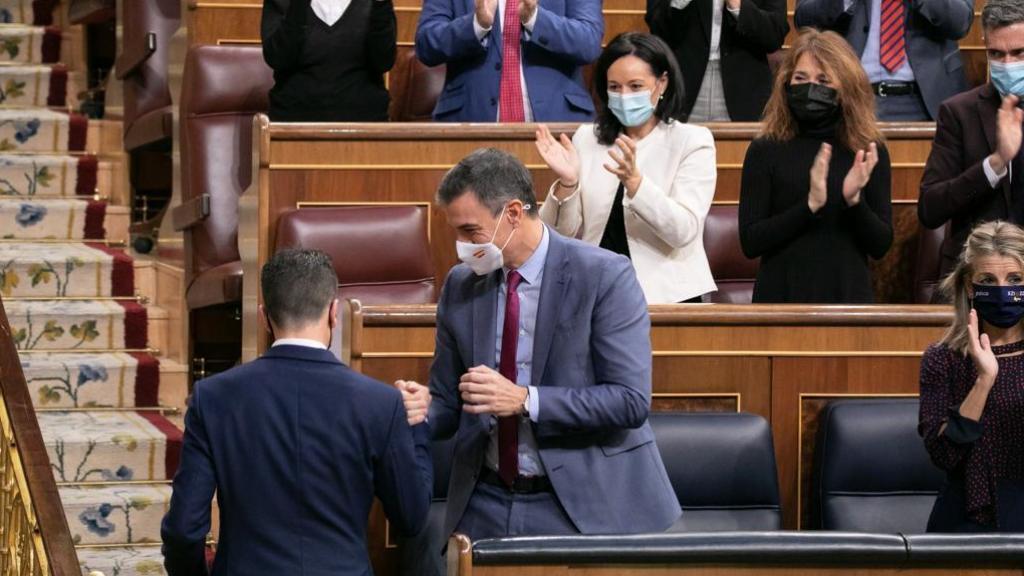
[5, 299, 148, 351]
[0, 63, 64, 107]
[60, 484, 172, 546]
[0, 1, 58, 26]
[0, 242, 133, 298]
[0, 108, 85, 152]
[0, 197, 107, 240]
[0, 153, 97, 198]
[21, 352, 160, 409]
[77, 546, 167, 576]
[39, 411, 181, 483]
[0, 25, 60, 64]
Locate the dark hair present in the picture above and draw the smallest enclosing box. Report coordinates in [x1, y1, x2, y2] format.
[436, 148, 538, 216]
[983, 0, 1024, 31]
[593, 32, 687, 146]
[260, 248, 338, 330]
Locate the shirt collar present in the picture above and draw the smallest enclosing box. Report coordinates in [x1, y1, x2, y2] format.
[271, 337, 328, 350]
[504, 225, 548, 285]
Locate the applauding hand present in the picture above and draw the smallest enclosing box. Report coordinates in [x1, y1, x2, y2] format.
[842, 142, 878, 207]
[967, 309, 999, 387]
[808, 142, 830, 213]
[604, 135, 643, 197]
[535, 124, 581, 200]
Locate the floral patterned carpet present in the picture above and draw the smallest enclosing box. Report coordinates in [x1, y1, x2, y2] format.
[1, 2, 173, 574]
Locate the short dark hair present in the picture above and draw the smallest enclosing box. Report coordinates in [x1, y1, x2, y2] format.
[435, 148, 538, 216]
[260, 248, 338, 330]
[593, 32, 687, 146]
[982, 0, 1024, 31]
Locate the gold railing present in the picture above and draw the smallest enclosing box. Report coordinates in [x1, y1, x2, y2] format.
[0, 293, 81, 576]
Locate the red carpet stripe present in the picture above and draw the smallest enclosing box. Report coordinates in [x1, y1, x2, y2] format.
[118, 300, 148, 349]
[85, 242, 134, 297]
[76, 155, 98, 196]
[32, 0, 57, 25]
[138, 411, 182, 478]
[83, 200, 106, 239]
[68, 112, 87, 151]
[41, 26, 61, 63]
[47, 64, 66, 107]
[130, 353, 161, 408]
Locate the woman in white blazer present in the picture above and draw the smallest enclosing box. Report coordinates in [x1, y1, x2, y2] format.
[536, 32, 717, 304]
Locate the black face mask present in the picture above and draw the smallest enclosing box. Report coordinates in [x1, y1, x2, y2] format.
[786, 82, 841, 132]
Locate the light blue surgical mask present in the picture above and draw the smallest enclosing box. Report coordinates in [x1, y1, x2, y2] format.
[989, 60, 1024, 98]
[607, 90, 656, 127]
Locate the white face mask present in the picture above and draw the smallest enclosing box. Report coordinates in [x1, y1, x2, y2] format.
[455, 204, 525, 276]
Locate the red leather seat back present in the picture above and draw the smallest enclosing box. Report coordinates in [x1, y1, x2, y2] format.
[180, 45, 274, 294]
[913, 223, 949, 304]
[388, 49, 446, 122]
[275, 206, 436, 304]
[121, 0, 179, 143]
[703, 205, 759, 304]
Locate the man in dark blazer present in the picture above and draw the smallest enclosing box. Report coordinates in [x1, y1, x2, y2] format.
[919, 0, 1024, 279]
[414, 0, 602, 122]
[795, 0, 973, 120]
[161, 249, 432, 576]
[400, 148, 680, 545]
[646, 0, 789, 122]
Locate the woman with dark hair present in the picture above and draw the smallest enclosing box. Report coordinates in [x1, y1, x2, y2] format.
[738, 28, 892, 303]
[262, 0, 396, 121]
[536, 32, 717, 304]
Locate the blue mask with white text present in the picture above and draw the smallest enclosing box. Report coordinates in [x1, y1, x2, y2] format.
[973, 284, 1024, 328]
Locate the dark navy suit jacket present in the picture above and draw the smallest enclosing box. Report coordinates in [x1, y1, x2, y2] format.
[161, 344, 432, 576]
[414, 0, 602, 122]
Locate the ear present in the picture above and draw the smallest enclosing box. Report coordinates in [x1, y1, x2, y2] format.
[507, 200, 525, 226]
[258, 304, 272, 334]
[328, 298, 339, 329]
[656, 72, 669, 97]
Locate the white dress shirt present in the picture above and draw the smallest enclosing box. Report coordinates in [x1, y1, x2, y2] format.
[311, 0, 352, 25]
[668, 0, 740, 62]
[473, 2, 538, 121]
[271, 337, 328, 350]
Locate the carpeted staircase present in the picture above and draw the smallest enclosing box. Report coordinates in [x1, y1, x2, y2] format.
[2, 2, 181, 574]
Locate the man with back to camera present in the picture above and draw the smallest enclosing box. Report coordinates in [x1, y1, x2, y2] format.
[397, 148, 680, 566]
[161, 248, 433, 576]
[919, 0, 1024, 282]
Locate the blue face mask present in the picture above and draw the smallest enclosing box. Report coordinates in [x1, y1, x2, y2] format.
[989, 60, 1024, 98]
[607, 90, 656, 127]
[973, 284, 1024, 328]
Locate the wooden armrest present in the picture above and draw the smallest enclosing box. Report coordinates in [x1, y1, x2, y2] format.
[171, 194, 211, 231]
[115, 32, 156, 80]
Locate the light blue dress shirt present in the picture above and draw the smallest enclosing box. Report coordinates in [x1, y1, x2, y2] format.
[485, 225, 548, 477]
[846, 0, 914, 83]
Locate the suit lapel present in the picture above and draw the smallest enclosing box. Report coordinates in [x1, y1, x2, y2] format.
[531, 231, 570, 388]
[978, 85, 1012, 210]
[696, 0, 711, 43]
[471, 270, 498, 369]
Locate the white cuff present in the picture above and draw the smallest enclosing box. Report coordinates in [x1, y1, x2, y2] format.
[527, 386, 539, 422]
[523, 7, 538, 32]
[843, 0, 854, 10]
[551, 180, 581, 205]
[984, 156, 1008, 188]
[726, 4, 740, 15]
[473, 16, 491, 42]
[669, 0, 694, 9]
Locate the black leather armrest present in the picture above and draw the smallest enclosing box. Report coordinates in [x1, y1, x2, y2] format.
[171, 194, 210, 231]
[115, 31, 156, 80]
[905, 534, 1024, 567]
[472, 532, 908, 566]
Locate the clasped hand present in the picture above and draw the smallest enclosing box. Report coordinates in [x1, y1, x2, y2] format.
[394, 365, 526, 426]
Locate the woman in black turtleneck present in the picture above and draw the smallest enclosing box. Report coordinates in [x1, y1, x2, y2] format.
[739, 29, 892, 304]
[262, 0, 396, 121]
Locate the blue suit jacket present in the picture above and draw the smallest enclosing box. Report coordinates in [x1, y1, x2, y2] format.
[428, 228, 681, 536]
[161, 345, 432, 576]
[415, 0, 602, 122]
[793, 0, 972, 119]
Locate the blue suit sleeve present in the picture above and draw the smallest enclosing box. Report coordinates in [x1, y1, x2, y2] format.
[527, 0, 603, 65]
[374, 399, 434, 537]
[161, 388, 215, 576]
[535, 257, 652, 436]
[911, 0, 972, 40]
[793, 0, 852, 29]
[428, 275, 466, 440]
[415, 0, 488, 66]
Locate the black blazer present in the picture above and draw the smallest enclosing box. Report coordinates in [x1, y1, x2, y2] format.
[646, 0, 788, 122]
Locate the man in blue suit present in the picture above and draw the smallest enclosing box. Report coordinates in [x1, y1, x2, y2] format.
[414, 0, 602, 122]
[161, 249, 432, 576]
[400, 148, 680, 546]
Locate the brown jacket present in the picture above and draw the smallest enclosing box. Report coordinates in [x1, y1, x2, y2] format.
[919, 83, 1015, 279]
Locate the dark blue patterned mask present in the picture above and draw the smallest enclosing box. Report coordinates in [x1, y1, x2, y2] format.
[972, 284, 1024, 328]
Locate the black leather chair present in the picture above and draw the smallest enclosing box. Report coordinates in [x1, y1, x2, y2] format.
[913, 223, 949, 304]
[811, 399, 945, 533]
[703, 205, 759, 303]
[649, 412, 782, 531]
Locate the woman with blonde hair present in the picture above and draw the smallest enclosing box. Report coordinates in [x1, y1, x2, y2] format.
[738, 29, 892, 303]
[919, 220, 1024, 532]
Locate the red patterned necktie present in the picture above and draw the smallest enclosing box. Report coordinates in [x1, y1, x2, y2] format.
[499, 0, 526, 122]
[879, 0, 906, 73]
[497, 270, 522, 486]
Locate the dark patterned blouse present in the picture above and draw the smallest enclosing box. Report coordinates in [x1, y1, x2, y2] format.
[919, 341, 1024, 528]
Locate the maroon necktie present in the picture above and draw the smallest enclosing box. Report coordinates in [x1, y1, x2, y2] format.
[498, 0, 526, 121]
[879, 0, 906, 73]
[498, 270, 522, 487]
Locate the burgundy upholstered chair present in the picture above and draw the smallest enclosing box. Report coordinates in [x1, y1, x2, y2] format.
[703, 205, 759, 304]
[274, 206, 436, 305]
